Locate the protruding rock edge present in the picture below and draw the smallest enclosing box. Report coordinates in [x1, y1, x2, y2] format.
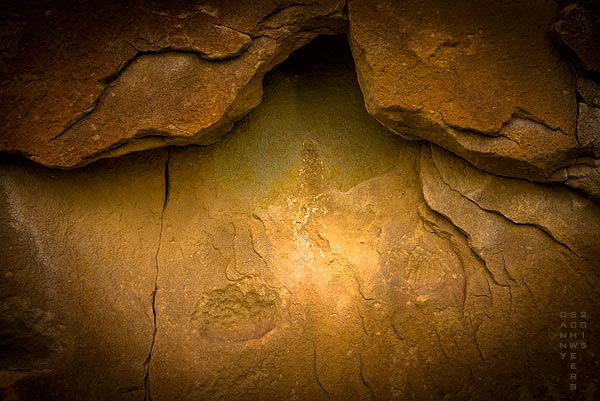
[5, 3, 599, 202]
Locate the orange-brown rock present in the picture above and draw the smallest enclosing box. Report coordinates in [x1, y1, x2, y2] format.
[347, 0, 579, 182]
[0, 0, 346, 168]
[3, 0, 600, 202]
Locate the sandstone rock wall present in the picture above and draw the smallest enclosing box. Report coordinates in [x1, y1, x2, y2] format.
[1, 2, 600, 401]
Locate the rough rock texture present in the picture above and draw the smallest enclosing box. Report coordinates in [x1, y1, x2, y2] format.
[565, 76, 600, 201]
[419, 143, 600, 399]
[551, 3, 600, 77]
[1, 36, 599, 401]
[0, 150, 165, 399]
[347, 0, 579, 184]
[2, 0, 600, 201]
[0, 0, 346, 168]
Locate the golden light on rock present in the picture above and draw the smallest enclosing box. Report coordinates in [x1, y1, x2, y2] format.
[1, 2, 600, 401]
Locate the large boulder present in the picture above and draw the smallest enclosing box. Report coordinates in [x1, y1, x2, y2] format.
[2, 0, 600, 202]
[347, 0, 579, 182]
[0, 0, 346, 168]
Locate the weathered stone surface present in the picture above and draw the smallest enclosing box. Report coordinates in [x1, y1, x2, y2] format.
[0, 0, 346, 168]
[419, 143, 600, 398]
[578, 75, 600, 107]
[562, 76, 600, 200]
[578, 103, 600, 158]
[565, 158, 600, 201]
[347, 0, 579, 184]
[0, 150, 166, 399]
[3, 0, 600, 203]
[147, 37, 420, 401]
[551, 4, 600, 77]
[3, 35, 599, 401]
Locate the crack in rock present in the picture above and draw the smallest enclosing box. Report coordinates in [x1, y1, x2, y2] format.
[143, 148, 171, 401]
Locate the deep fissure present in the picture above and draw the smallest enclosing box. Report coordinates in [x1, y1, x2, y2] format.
[144, 148, 171, 401]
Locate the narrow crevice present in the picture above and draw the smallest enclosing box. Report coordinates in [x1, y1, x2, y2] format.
[421, 150, 513, 290]
[67, 126, 210, 169]
[464, 236, 509, 290]
[469, 316, 487, 366]
[342, 0, 349, 22]
[143, 147, 171, 401]
[312, 341, 331, 399]
[417, 202, 469, 317]
[573, 96, 582, 160]
[469, 196, 582, 259]
[434, 328, 450, 360]
[433, 111, 589, 190]
[256, 2, 313, 29]
[390, 320, 404, 341]
[438, 107, 566, 139]
[355, 304, 369, 336]
[48, 13, 346, 146]
[213, 23, 252, 39]
[47, 49, 233, 144]
[358, 353, 376, 401]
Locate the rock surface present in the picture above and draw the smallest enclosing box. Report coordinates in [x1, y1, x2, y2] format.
[0, 150, 165, 399]
[0, 0, 346, 168]
[1, 35, 599, 401]
[565, 75, 600, 201]
[2, 0, 600, 200]
[347, 0, 581, 184]
[551, 3, 600, 77]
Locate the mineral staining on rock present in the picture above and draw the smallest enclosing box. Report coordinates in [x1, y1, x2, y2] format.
[146, 37, 431, 400]
[209, 38, 408, 206]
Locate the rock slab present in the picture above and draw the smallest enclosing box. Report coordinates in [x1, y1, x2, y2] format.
[347, 0, 579, 184]
[0, 0, 346, 167]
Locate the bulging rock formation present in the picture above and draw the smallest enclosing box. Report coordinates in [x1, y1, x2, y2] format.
[1, 2, 600, 401]
[551, 3, 600, 76]
[0, 0, 346, 168]
[347, 0, 584, 186]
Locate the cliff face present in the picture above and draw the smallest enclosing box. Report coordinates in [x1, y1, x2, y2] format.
[1, 2, 599, 401]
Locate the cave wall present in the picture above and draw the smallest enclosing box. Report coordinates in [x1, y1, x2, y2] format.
[1, 1, 600, 401]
